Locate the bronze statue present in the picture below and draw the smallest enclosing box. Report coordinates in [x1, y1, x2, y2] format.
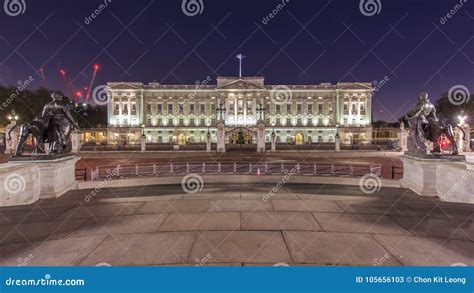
[401, 92, 463, 155]
[8, 92, 79, 156]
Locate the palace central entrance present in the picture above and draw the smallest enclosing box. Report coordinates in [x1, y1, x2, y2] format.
[228, 127, 254, 145]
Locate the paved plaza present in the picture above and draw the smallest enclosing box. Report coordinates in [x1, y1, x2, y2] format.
[0, 183, 473, 266]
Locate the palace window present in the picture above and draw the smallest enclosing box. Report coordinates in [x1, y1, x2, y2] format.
[343, 103, 349, 115]
[146, 116, 152, 126]
[286, 118, 291, 126]
[229, 101, 235, 115]
[157, 104, 163, 114]
[168, 104, 173, 114]
[200, 118, 205, 126]
[286, 104, 291, 113]
[276, 118, 281, 126]
[238, 100, 244, 113]
[276, 105, 281, 114]
[146, 103, 152, 114]
[328, 103, 333, 115]
[307, 103, 313, 114]
[297, 104, 303, 114]
[318, 136, 323, 142]
[189, 104, 195, 114]
[131, 103, 137, 115]
[114, 103, 120, 115]
[247, 101, 252, 115]
[123, 104, 129, 115]
[317, 103, 323, 114]
[307, 118, 312, 126]
[190, 118, 195, 126]
[157, 118, 162, 126]
[158, 136, 162, 143]
[318, 118, 323, 125]
[168, 118, 173, 126]
[351, 103, 357, 114]
[296, 118, 302, 126]
[200, 104, 206, 114]
[179, 118, 184, 126]
[179, 103, 184, 114]
[360, 101, 366, 114]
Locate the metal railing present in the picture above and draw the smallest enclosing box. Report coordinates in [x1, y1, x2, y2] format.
[86, 162, 382, 182]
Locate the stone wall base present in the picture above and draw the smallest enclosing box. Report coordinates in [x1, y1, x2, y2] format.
[401, 155, 474, 203]
[0, 155, 79, 206]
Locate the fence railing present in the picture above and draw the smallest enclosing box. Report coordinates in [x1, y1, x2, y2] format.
[86, 162, 382, 182]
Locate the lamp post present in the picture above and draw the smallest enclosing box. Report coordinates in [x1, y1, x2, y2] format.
[7, 110, 19, 124]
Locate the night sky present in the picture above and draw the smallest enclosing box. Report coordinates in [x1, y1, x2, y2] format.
[0, 0, 473, 121]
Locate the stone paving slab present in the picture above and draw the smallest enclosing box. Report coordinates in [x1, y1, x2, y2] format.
[137, 200, 209, 214]
[283, 231, 402, 266]
[209, 199, 273, 212]
[65, 214, 169, 238]
[0, 218, 89, 245]
[80, 232, 196, 266]
[0, 236, 107, 266]
[375, 235, 474, 266]
[159, 212, 240, 231]
[272, 199, 343, 213]
[241, 212, 321, 231]
[312, 213, 411, 235]
[389, 216, 473, 242]
[56, 203, 144, 219]
[189, 231, 291, 263]
[0, 206, 75, 225]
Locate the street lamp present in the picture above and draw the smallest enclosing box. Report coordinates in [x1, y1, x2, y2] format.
[458, 111, 467, 127]
[7, 110, 19, 124]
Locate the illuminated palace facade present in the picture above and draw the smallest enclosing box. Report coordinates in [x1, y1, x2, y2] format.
[106, 76, 373, 146]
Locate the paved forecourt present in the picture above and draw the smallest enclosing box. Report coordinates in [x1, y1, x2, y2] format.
[0, 183, 472, 266]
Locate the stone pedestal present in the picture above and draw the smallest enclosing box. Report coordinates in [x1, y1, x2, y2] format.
[335, 134, 340, 152]
[216, 121, 226, 153]
[455, 127, 464, 153]
[271, 132, 276, 152]
[4, 122, 18, 154]
[141, 135, 146, 152]
[398, 128, 408, 152]
[1, 155, 79, 206]
[71, 130, 81, 153]
[206, 132, 211, 152]
[401, 155, 474, 203]
[256, 121, 265, 153]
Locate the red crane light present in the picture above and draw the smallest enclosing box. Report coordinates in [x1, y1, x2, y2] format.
[59, 69, 66, 76]
[93, 64, 100, 71]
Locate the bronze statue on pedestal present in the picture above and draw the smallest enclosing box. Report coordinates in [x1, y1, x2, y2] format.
[7, 92, 79, 156]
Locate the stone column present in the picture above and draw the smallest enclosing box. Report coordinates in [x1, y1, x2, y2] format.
[216, 121, 226, 153]
[335, 132, 340, 152]
[257, 121, 265, 153]
[463, 125, 471, 152]
[271, 131, 276, 152]
[206, 131, 211, 152]
[455, 127, 464, 152]
[398, 125, 408, 152]
[71, 130, 81, 153]
[4, 121, 18, 155]
[140, 134, 146, 152]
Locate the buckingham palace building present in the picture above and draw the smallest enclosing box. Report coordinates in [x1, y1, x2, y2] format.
[105, 76, 373, 147]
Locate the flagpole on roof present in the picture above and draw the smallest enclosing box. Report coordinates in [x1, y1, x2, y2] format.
[236, 54, 246, 77]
